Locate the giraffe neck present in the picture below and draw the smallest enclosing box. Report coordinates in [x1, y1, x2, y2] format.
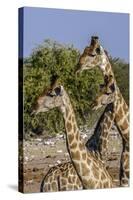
[60, 90, 92, 185]
[60, 90, 87, 158]
[114, 91, 129, 140]
[98, 54, 128, 113]
[99, 57, 120, 105]
[99, 58, 129, 133]
[99, 57, 114, 79]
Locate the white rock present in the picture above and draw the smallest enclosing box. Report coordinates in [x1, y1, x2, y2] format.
[36, 138, 42, 142]
[57, 150, 63, 153]
[64, 153, 69, 157]
[56, 160, 61, 164]
[81, 134, 88, 139]
[48, 164, 54, 168]
[44, 140, 55, 146]
[56, 134, 64, 138]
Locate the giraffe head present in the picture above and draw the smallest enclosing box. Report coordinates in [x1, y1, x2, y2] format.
[31, 80, 69, 115]
[76, 36, 108, 74]
[92, 83, 115, 111]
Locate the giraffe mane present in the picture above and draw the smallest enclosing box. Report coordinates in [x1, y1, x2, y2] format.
[104, 49, 110, 59]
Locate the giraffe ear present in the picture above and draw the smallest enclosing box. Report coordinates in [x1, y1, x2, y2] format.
[96, 47, 101, 55]
[54, 86, 64, 96]
[96, 45, 105, 55]
[109, 83, 115, 93]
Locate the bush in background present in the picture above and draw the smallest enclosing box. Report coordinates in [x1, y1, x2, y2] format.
[23, 39, 129, 139]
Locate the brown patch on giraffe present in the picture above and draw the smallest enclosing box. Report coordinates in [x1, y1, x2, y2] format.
[61, 178, 67, 185]
[68, 176, 73, 183]
[102, 139, 107, 149]
[73, 123, 77, 133]
[87, 157, 92, 165]
[123, 101, 128, 113]
[69, 165, 74, 171]
[68, 115, 72, 121]
[104, 117, 108, 125]
[70, 167, 74, 174]
[70, 142, 77, 149]
[115, 106, 124, 122]
[83, 178, 94, 188]
[72, 116, 75, 122]
[71, 150, 80, 160]
[103, 181, 109, 188]
[101, 172, 106, 180]
[61, 187, 66, 191]
[125, 170, 129, 178]
[93, 168, 99, 179]
[82, 152, 87, 160]
[75, 176, 79, 184]
[68, 134, 74, 144]
[75, 132, 79, 140]
[121, 179, 129, 185]
[74, 163, 81, 173]
[72, 176, 76, 183]
[51, 181, 58, 191]
[66, 121, 72, 132]
[65, 107, 69, 117]
[121, 119, 128, 131]
[49, 176, 53, 182]
[79, 142, 84, 151]
[103, 123, 108, 130]
[123, 153, 129, 164]
[93, 162, 100, 172]
[81, 162, 89, 176]
[68, 185, 74, 190]
[123, 130, 129, 142]
[93, 59, 99, 65]
[119, 93, 123, 104]
[76, 177, 81, 186]
[107, 119, 112, 128]
[107, 111, 114, 119]
[102, 131, 108, 138]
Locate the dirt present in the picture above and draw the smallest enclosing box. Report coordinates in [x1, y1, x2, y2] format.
[20, 126, 123, 193]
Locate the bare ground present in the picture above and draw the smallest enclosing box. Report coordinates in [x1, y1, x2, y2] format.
[20, 126, 123, 193]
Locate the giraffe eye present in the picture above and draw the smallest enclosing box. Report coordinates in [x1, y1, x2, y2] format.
[96, 47, 101, 54]
[47, 89, 56, 97]
[54, 87, 61, 96]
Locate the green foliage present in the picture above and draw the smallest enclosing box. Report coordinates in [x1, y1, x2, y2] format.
[110, 57, 129, 105]
[23, 39, 129, 138]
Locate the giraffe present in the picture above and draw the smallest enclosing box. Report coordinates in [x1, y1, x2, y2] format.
[40, 162, 82, 192]
[76, 36, 129, 187]
[91, 80, 129, 186]
[32, 80, 113, 191]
